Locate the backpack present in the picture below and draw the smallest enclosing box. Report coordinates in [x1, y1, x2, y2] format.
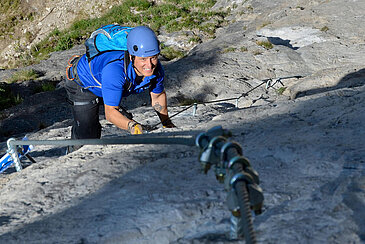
[84, 24, 134, 91]
[85, 24, 133, 61]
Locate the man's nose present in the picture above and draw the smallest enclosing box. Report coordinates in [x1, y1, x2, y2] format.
[147, 59, 154, 68]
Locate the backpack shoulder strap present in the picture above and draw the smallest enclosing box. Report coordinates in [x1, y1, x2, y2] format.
[123, 50, 132, 92]
[88, 51, 132, 92]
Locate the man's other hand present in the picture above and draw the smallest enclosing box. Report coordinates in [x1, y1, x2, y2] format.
[128, 121, 143, 134]
[162, 119, 176, 128]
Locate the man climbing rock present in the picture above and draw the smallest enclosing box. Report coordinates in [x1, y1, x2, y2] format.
[65, 26, 175, 146]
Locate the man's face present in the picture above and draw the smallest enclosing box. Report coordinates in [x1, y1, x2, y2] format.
[132, 54, 159, 77]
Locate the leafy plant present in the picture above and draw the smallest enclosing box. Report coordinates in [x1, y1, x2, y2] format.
[0, 85, 22, 110]
[188, 35, 202, 44]
[221, 47, 236, 53]
[34, 82, 56, 93]
[240, 46, 248, 52]
[41, 82, 56, 92]
[13, 93, 23, 104]
[320, 26, 329, 32]
[7, 69, 40, 83]
[277, 87, 286, 95]
[160, 46, 185, 60]
[256, 40, 273, 49]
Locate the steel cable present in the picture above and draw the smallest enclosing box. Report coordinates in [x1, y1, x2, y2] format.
[153, 75, 303, 128]
[7, 135, 196, 147]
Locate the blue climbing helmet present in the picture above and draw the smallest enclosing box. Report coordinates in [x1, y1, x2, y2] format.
[127, 26, 160, 57]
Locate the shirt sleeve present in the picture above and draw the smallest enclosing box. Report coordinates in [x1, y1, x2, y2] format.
[101, 61, 126, 106]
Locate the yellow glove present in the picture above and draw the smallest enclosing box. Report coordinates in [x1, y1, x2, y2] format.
[128, 121, 143, 135]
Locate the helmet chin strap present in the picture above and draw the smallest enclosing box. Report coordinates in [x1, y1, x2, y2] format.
[130, 55, 143, 77]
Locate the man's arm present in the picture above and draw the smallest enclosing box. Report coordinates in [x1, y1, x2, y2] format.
[150, 90, 175, 127]
[104, 104, 132, 130]
[104, 104, 143, 134]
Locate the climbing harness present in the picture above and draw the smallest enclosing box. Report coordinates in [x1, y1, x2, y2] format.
[67, 97, 100, 106]
[66, 55, 82, 86]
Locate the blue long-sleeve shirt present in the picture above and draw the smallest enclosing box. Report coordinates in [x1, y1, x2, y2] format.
[75, 51, 164, 106]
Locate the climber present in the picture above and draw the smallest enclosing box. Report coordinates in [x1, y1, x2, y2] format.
[64, 26, 175, 145]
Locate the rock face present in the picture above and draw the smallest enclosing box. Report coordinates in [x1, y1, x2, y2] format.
[0, 0, 124, 68]
[1, 0, 365, 243]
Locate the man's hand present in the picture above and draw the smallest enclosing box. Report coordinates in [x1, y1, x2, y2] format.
[162, 118, 176, 128]
[128, 121, 143, 134]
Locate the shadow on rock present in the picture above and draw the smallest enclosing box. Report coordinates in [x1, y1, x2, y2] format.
[267, 37, 299, 50]
[295, 68, 365, 98]
[0, 88, 72, 142]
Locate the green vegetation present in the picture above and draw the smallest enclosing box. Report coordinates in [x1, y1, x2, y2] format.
[0, 79, 56, 112]
[41, 82, 56, 92]
[34, 82, 56, 93]
[246, 5, 254, 12]
[277, 86, 286, 95]
[18, 0, 227, 66]
[0, 0, 21, 11]
[178, 98, 202, 106]
[6, 69, 40, 83]
[0, 0, 228, 111]
[221, 47, 236, 53]
[188, 35, 202, 44]
[320, 26, 329, 32]
[259, 22, 271, 29]
[13, 93, 23, 104]
[0, 68, 49, 111]
[256, 40, 273, 49]
[0, 78, 56, 112]
[0, 85, 23, 110]
[160, 46, 185, 60]
[240, 46, 248, 52]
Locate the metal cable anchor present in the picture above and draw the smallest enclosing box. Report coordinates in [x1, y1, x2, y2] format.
[7, 138, 22, 172]
[199, 136, 227, 174]
[192, 103, 198, 116]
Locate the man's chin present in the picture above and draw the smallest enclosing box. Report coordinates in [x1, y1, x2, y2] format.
[142, 71, 154, 77]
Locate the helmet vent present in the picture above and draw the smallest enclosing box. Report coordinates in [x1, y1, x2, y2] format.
[133, 45, 138, 51]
